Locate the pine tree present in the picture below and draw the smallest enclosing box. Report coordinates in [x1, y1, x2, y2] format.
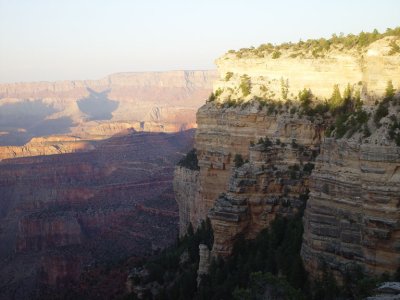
[343, 83, 353, 100]
[385, 80, 395, 98]
[330, 84, 343, 108]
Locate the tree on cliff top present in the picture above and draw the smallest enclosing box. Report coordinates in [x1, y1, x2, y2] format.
[229, 27, 400, 59]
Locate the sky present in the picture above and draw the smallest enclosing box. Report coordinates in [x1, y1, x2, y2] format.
[0, 0, 399, 83]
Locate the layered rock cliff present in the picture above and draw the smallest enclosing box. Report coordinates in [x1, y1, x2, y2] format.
[0, 135, 95, 160]
[214, 37, 400, 105]
[190, 103, 321, 256]
[174, 32, 400, 280]
[0, 70, 216, 146]
[302, 139, 400, 278]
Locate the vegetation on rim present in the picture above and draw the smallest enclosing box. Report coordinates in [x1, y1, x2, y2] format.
[226, 27, 400, 59]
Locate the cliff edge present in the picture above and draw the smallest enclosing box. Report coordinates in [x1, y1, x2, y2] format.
[174, 29, 400, 280]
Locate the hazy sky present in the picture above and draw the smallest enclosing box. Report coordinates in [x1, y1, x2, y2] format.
[0, 0, 399, 83]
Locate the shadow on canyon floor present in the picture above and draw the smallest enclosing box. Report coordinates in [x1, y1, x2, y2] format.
[77, 88, 119, 121]
[0, 100, 74, 146]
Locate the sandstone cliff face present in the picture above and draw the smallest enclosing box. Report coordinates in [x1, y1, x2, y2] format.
[177, 103, 321, 256]
[189, 101, 400, 276]
[206, 113, 320, 256]
[0, 135, 95, 160]
[173, 35, 400, 280]
[301, 139, 400, 278]
[194, 103, 320, 224]
[214, 37, 400, 104]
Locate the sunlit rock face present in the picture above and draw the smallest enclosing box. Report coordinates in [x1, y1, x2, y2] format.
[173, 35, 400, 280]
[173, 100, 322, 251]
[193, 103, 321, 227]
[193, 103, 321, 256]
[214, 37, 400, 105]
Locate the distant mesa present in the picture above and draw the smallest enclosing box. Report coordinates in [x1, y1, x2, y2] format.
[0, 70, 217, 147]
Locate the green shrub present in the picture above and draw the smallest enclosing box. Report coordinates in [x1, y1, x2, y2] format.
[291, 139, 298, 149]
[388, 40, 400, 55]
[234, 154, 244, 168]
[374, 102, 389, 125]
[385, 80, 395, 98]
[298, 88, 312, 103]
[226, 27, 400, 58]
[298, 88, 313, 111]
[215, 88, 223, 97]
[267, 103, 277, 115]
[313, 102, 330, 115]
[363, 124, 371, 137]
[329, 84, 343, 109]
[257, 136, 273, 151]
[240, 74, 252, 97]
[388, 116, 400, 146]
[355, 110, 369, 124]
[303, 163, 315, 174]
[335, 114, 351, 138]
[207, 92, 216, 103]
[225, 72, 234, 81]
[272, 50, 282, 59]
[178, 149, 200, 170]
[281, 78, 289, 100]
[289, 164, 300, 179]
[264, 137, 273, 147]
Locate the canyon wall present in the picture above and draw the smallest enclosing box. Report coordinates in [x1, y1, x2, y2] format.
[174, 35, 400, 278]
[176, 102, 322, 239]
[0, 135, 96, 160]
[302, 140, 400, 278]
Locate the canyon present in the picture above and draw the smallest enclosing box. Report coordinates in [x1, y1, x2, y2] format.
[0, 129, 195, 299]
[0, 70, 216, 147]
[2, 31, 400, 299]
[0, 70, 217, 299]
[173, 34, 400, 282]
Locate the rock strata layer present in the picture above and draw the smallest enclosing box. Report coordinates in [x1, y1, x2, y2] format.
[0, 70, 216, 146]
[301, 139, 400, 278]
[214, 37, 400, 104]
[173, 34, 400, 280]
